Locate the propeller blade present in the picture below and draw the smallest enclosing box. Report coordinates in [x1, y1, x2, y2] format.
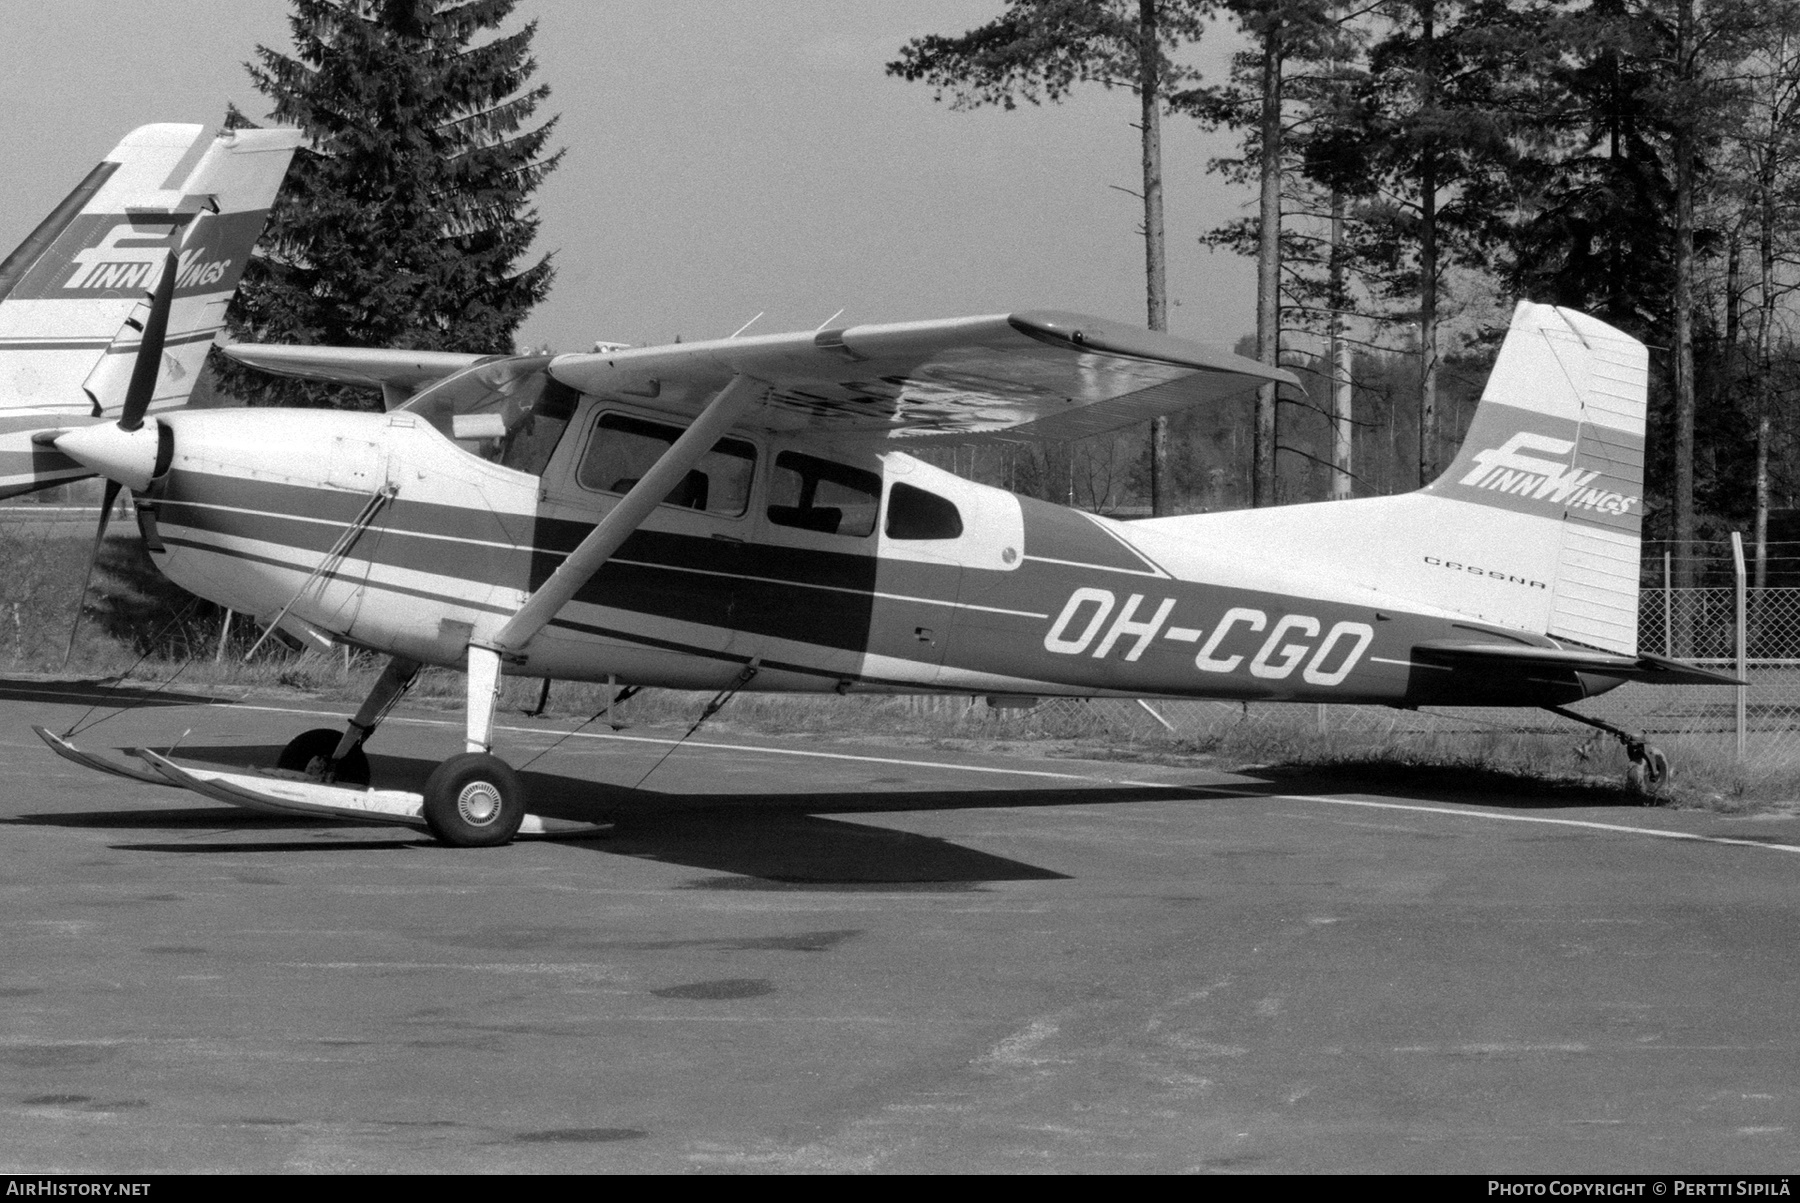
[62, 479, 123, 669]
[117, 250, 179, 433]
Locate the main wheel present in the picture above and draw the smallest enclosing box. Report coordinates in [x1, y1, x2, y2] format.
[276, 727, 370, 787]
[422, 752, 525, 847]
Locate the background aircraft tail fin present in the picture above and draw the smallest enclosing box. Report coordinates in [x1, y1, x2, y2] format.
[0, 125, 300, 499]
[0, 124, 301, 421]
[77, 127, 304, 419]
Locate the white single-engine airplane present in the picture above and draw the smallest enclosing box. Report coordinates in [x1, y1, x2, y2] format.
[41, 294, 1738, 844]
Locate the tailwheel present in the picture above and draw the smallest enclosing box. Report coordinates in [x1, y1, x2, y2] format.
[1545, 706, 1670, 804]
[422, 752, 525, 847]
[1624, 743, 1671, 801]
[276, 727, 371, 787]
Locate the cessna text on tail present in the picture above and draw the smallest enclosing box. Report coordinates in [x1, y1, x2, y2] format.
[45, 302, 1738, 844]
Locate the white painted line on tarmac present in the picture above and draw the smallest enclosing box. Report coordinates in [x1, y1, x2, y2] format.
[32, 692, 1800, 857]
[1204, 791, 1800, 856]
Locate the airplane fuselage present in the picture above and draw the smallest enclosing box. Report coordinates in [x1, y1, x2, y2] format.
[133, 401, 1614, 710]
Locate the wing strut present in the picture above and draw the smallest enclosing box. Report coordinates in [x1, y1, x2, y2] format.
[461, 372, 767, 753]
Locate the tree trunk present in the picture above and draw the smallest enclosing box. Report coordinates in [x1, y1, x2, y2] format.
[1672, 0, 1697, 593]
[1329, 188, 1353, 500]
[1417, 0, 1440, 488]
[1253, 18, 1283, 508]
[1140, 0, 1171, 515]
[1756, 131, 1777, 592]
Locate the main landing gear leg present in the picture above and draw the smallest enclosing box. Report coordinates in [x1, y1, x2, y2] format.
[1544, 705, 1670, 800]
[277, 655, 422, 787]
[421, 643, 525, 847]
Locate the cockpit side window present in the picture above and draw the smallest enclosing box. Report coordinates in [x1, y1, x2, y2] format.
[885, 482, 963, 540]
[401, 355, 574, 476]
[766, 451, 880, 537]
[575, 412, 756, 516]
[499, 377, 578, 476]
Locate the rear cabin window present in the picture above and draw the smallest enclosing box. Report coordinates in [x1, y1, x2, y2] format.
[576, 413, 756, 516]
[767, 451, 880, 537]
[885, 482, 963, 540]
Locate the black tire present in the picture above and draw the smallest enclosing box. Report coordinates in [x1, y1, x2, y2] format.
[276, 727, 371, 787]
[422, 752, 525, 847]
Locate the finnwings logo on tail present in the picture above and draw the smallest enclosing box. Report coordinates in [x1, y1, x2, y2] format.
[1456, 432, 1639, 516]
[62, 225, 233, 291]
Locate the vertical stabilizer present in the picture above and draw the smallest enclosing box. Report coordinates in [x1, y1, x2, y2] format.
[0, 125, 301, 498]
[1422, 302, 1648, 653]
[79, 127, 305, 419]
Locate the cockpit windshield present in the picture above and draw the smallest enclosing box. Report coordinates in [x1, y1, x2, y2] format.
[400, 354, 579, 476]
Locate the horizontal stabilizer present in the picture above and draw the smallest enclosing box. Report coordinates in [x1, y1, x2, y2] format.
[1413, 641, 1744, 686]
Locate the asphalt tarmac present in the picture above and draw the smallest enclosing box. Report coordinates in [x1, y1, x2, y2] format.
[2, 679, 1798, 1174]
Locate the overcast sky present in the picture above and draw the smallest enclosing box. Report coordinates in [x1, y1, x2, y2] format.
[0, 0, 1257, 354]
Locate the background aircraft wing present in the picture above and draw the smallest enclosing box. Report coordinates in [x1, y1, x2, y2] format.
[222, 344, 497, 404]
[546, 310, 1297, 444]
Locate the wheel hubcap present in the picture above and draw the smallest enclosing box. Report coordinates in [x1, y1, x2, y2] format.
[457, 780, 503, 826]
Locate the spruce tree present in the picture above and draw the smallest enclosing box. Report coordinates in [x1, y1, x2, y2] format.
[217, 0, 561, 407]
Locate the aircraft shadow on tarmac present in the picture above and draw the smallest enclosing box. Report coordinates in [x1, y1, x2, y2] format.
[1251, 762, 1643, 810]
[13, 738, 1644, 886]
[17, 743, 1108, 886]
[0, 676, 223, 708]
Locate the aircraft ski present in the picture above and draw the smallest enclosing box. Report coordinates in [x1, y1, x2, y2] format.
[35, 724, 604, 836]
[34, 724, 178, 789]
[46, 298, 1740, 843]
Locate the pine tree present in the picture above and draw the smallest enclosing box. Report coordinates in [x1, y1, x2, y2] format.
[1348, 0, 1555, 486]
[1504, 0, 1679, 341]
[217, 0, 561, 408]
[1184, 0, 1360, 505]
[887, 1, 1210, 514]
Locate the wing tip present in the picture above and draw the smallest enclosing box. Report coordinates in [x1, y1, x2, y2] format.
[1008, 311, 1300, 387]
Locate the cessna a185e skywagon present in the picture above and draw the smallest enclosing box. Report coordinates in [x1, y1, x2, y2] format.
[41, 293, 1739, 844]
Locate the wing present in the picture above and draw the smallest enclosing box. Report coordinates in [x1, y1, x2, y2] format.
[222, 344, 498, 402]
[547, 310, 1297, 444]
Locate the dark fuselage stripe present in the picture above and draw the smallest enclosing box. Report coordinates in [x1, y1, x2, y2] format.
[155, 532, 932, 687]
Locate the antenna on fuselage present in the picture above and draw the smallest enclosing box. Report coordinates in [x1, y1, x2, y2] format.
[814, 308, 846, 332]
[728, 312, 764, 339]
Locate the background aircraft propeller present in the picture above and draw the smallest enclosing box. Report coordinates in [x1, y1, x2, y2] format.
[61, 249, 179, 667]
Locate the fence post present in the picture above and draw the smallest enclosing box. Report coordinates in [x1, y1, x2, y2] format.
[1662, 550, 1671, 658]
[1731, 531, 1747, 759]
